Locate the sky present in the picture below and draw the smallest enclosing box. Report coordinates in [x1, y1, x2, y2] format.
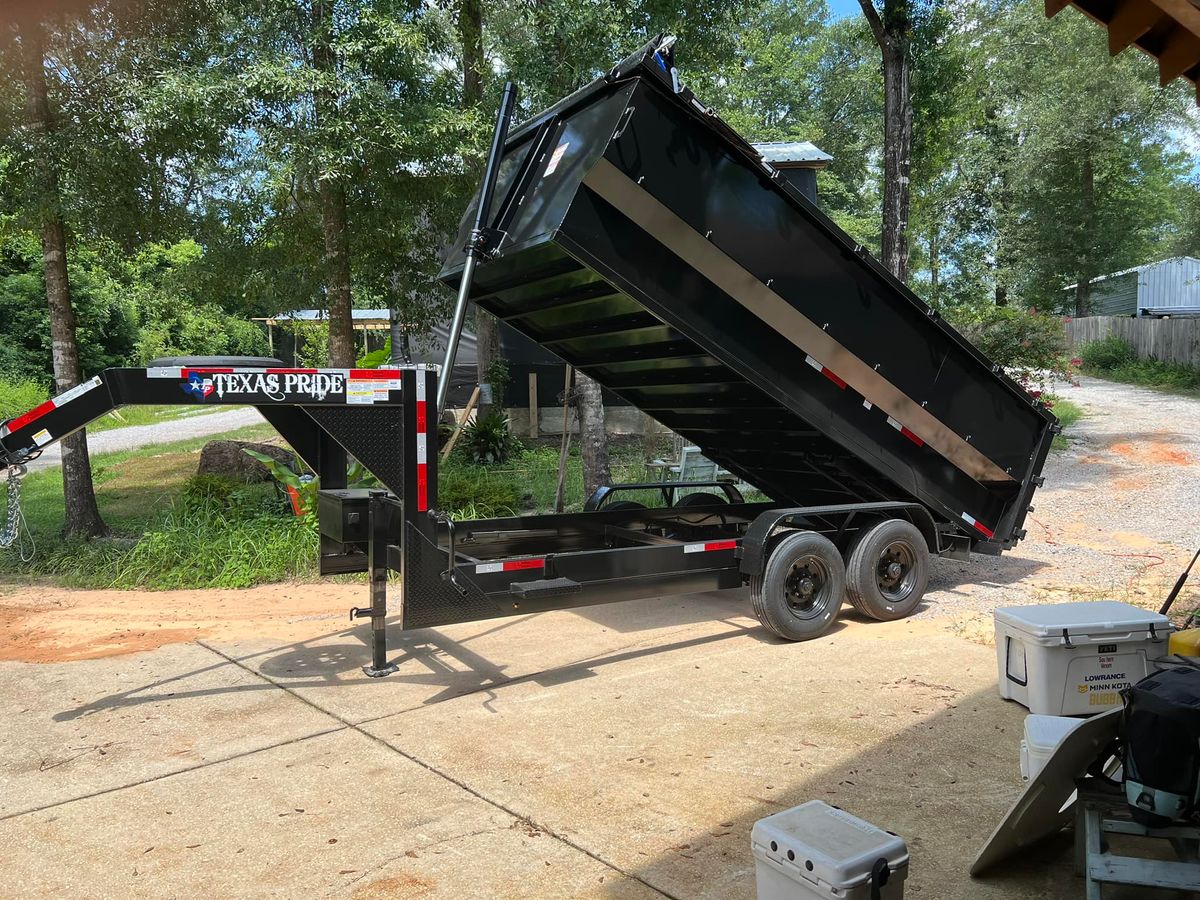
[827, 0, 860, 19]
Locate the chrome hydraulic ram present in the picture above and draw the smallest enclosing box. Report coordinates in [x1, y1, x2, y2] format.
[436, 81, 519, 416]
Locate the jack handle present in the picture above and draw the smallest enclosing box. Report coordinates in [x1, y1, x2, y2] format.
[428, 510, 467, 595]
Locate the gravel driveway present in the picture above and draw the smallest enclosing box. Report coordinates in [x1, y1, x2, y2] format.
[921, 375, 1200, 631]
[23, 407, 264, 472]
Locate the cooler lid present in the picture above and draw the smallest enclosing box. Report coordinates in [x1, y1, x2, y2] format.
[1023, 714, 1084, 753]
[995, 602, 1168, 638]
[750, 801, 908, 890]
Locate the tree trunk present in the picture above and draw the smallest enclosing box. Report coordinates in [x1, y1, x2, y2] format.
[311, 0, 355, 367]
[21, 19, 106, 539]
[1075, 153, 1094, 318]
[574, 373, 611, 501]
[860, 0, 912, 282]
[995, 284, 1008, 307]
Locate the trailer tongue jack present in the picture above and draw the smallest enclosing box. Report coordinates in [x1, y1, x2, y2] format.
[0, 36, 1056, 677]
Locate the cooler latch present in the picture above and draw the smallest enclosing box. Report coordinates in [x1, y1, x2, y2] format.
[1060, 629, 1075, 650]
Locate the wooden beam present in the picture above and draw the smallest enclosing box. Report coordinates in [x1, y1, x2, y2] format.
[1108, 0, 1164, 54]
[1149, 0, 1200, 39]
[527, 371, 539, 439]
[1045, 0, 1073, 16]
[1158, 24, 1200, 85]
[440, 385, 480, 462]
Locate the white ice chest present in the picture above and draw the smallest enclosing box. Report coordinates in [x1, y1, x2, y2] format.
[994, 601, 1170, 716]
[752, 801, 908, 900]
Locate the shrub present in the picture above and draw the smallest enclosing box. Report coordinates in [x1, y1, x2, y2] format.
[1080, 335, 1136, 371]
[945, 305, 1070, 382]
[0, 376, 49, 420]
[460, 411, 521, 464]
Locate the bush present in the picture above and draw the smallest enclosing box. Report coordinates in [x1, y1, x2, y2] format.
[945, 305, 1070, 382]
[1080, 335, 1135, 371]
[0, 376, 48, 419]
[460, 411, 521, 464]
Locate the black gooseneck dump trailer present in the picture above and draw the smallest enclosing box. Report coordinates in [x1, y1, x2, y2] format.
[0, 37, 1056, 676]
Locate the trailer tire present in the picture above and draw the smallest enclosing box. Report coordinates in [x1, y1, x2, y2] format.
[844, 519, 929, 621]
[750, 531, 844, 641]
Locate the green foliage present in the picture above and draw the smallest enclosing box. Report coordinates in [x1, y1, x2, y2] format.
[438, 463, 522, 518]
[1044, 396, 1084, 450]
[945, 305, 1070, 381]
[357, 337, 392, 369]
[37, 506, 318, 590]
[1080, 338, 1200, 394]
[1080, 335, 1136, 371]
[460, 411, 521, 464]
[0, 376, 48, 420]
[181, 473, 241, 508]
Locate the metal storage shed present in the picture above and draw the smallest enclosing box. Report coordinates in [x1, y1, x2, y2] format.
[1065, 256, 1200, 316]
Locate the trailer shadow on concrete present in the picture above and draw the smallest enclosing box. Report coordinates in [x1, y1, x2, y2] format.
[49, 596, 791, 723]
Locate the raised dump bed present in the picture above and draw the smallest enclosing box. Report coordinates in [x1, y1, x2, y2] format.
[440, 37, 1057, 554]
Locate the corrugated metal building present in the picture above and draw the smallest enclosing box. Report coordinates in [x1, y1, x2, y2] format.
[1066, 257, 1200, 317]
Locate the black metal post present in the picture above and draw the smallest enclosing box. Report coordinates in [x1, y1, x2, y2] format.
[360, 490, 397, 677]
[437, 81, 519, 415]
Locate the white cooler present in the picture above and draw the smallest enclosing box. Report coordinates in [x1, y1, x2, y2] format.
[751, 801, 908, 900]
[994, 601, 1170, 716]
[1019, 714, 1084, 780]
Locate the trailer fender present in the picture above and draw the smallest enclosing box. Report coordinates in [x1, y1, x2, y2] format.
[739, 502, 939, 580]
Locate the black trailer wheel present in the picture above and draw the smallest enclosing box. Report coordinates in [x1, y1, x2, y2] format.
[845, 519, 929, 621]
[673, 492, 727, 507]
[604, 500, 647, 511]
[750, 531, 845, 641]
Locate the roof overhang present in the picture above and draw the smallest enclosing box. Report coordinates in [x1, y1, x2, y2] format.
[1047, 0, 1200, 103]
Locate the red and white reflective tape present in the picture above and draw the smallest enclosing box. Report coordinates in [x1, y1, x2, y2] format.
[414, 373, 429, 512]
[475, 558, 545, 574]
[804, 355, 847, 389]
[683, 540, 738, 554]
[885, 416, 924, 447]
[961, 512, 995, 539]
[1, 375, 102, 439]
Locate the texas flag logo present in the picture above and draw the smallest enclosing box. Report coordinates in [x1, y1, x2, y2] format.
[181, 372, 215, 400]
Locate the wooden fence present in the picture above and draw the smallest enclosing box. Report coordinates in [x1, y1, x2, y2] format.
[1064, 316, 1200, 370]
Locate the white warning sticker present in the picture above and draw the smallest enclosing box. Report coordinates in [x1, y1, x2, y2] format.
[32, 428, 52, 446]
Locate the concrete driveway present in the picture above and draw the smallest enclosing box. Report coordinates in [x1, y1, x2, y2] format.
[0, 591, 1101, 899]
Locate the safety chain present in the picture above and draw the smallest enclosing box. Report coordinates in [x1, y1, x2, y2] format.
[0, 463, 27, 551]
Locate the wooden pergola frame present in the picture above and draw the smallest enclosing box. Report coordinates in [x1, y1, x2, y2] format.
[1048, 1, 1200, 102]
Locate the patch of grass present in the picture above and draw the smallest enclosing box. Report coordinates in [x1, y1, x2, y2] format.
[1, 422, 288, 588]
[1047, 397, 1085, 451]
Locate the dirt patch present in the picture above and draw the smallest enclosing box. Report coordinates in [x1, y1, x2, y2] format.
[0, 582, 361, 663]
[1109, 438, 1193, 466]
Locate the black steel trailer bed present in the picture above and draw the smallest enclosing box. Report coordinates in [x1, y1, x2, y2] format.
[0, 38, 1056, 676]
